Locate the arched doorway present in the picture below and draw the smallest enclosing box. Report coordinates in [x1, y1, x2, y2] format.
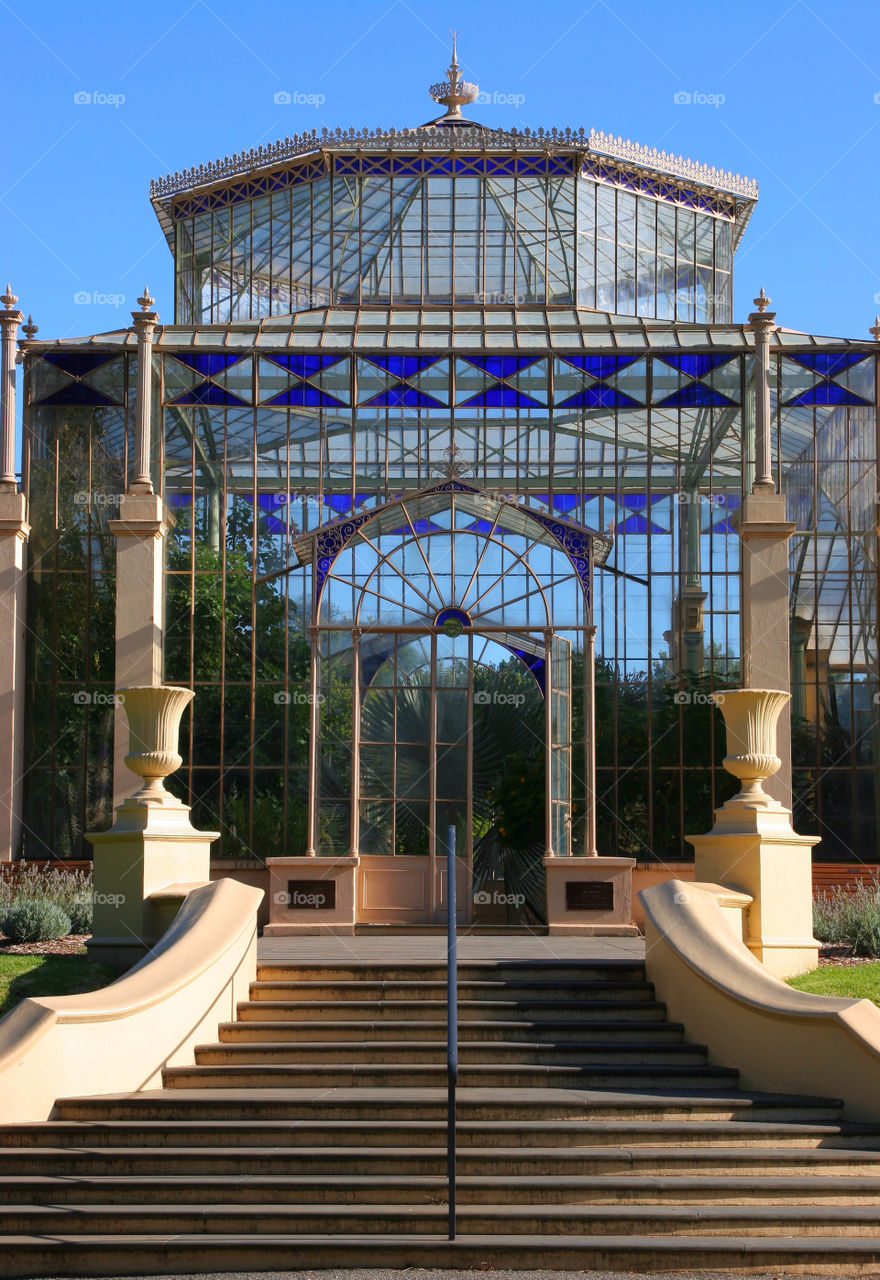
[293, 479, 606, 923]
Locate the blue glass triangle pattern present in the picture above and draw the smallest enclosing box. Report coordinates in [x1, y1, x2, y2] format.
[171, 383, 248, 406]
[361, 354, 442, 379]
[783, 381, 871, 408]
[461, 355, 540, 380]
[787, 352, 868, 378]
[616, 513, 666, 533]
[659, 353, 737, 379]
[263, 353, 346, 378]
[460, 386, 543, 408]
[266, 383, 345, 407]
[169, 352, 243, 378]
[363, 385, 445, 408]
[557, 385, 640, 409]
[38, 382, 118, 407]
[656, 383, 735, 408]
[557, 354, 641, 379]
[42, 352, 116, 377]
[324, 493, 371, 515]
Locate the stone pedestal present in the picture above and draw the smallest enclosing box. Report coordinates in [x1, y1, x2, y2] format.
[87, 686, 218, 965]
[544, 856, 639, 936]
[108, 494, 171, 808]
[736, 493, 796, 808]
[688, 688, 819, 978]
[0, 491, 28, 861]
[264, 856, 359, 935]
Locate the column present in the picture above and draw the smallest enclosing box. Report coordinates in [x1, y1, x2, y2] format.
[0, 287, 28, 860]
[109, 289, 170, 807]
[739, 289, 796, 808]
[583, 624, 598, 856]
[348, 628, 361, 856]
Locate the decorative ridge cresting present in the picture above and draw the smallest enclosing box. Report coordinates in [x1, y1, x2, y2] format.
[149, 124, 758, 202]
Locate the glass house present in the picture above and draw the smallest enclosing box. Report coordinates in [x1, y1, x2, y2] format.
[15, 49, 880, 918]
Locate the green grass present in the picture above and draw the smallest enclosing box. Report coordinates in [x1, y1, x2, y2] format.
[787, 962, 880, 1006]
[0, 954, 122, 1019]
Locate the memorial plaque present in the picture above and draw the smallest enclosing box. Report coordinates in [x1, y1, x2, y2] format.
[565, 880, 614, 912]
[286, 879, 336, 910]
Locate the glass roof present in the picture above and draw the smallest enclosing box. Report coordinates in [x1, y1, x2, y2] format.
[21, 309, 877, 354]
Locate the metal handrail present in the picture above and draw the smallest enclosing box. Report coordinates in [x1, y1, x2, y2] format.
[446, 822, 458, 1241]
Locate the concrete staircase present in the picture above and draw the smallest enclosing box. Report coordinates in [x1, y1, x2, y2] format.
[3, 958, 880, 1274]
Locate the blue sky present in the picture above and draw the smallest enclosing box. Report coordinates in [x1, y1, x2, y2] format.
[1, 0, 878, 341]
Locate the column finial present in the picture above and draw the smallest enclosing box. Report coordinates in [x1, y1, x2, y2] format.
[870, 315, 880, 342]
[137, 286, 155, 312]
[21, 315, 38, 341]
[753, 286, 771, 313]
[1, 285, 18, 312]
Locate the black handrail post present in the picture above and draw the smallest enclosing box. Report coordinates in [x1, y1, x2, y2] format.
[446, 822, 457, 1241]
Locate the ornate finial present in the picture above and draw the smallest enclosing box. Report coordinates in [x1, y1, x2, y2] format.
[753, 286, 771, 313]
[870, 315, 880, 342]
[21, 315, 38, 340]
[1, 284, 18, 311]
[429, 31, 479, 121]
[434, 443, 470, 482]
[137, 286, 155, 311]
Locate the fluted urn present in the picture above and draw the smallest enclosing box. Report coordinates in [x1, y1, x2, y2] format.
[118, 685, 194, 800]
[711, 688, 790, 806]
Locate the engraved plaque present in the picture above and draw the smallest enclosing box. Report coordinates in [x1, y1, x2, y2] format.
[286, 879, 336, 910]
[565, 880, 614, 911]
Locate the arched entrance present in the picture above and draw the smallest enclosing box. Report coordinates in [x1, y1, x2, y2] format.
[292, 478, 606, 923]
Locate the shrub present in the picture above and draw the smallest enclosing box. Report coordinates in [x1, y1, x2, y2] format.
[0, 864, 93, 938]
[813, 877, 880, 957]
[1, 897, 72, 943]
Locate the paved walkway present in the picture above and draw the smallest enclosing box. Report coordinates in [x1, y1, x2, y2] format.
[258, 931, 645, 963]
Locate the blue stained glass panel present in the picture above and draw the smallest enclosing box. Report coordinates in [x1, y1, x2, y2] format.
[169, 352, 243, 378]
[324, 493, 370, 515]
[363, 385, 445, 408]
[37, 383, 118, 406]
[362, 354, 442, 379]
[461, 386, 542, 408]
[171, 383, 248, 406]
[535, 493, 580, 513]
[557, 385, 640, 409]
[504, 647, 546, 693]
[656, 383, 735, 408]
[788, 352, 868, 378]
[266, 383, 345, 407]
[660, 353, 737, 378]
[42, 352, 115, 377]
[783, 381, 871, 407]
[263, 353, 345, 378]
[463, 355, 540, 380]
[616, 514, 666, 533]
[558, 354, 641, 379]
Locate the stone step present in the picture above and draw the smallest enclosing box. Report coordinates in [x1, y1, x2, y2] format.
[249, 979, 656, 1002]
[192, 1039, 706, 1066]
[7, 1200, 880, 1237]
[162, 1062, 740, 1090]
[236, 997, 672, 1022]
[3, 1171, 879, 1206]
[5, 1117, 880, 1150]
[7, 1145, 880, 1178]
[216, 1018, 686, 1044]
[255, 963, 649, 983]
[55, 1087, 844, 1124]
[5, 1231, 880, 1276]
